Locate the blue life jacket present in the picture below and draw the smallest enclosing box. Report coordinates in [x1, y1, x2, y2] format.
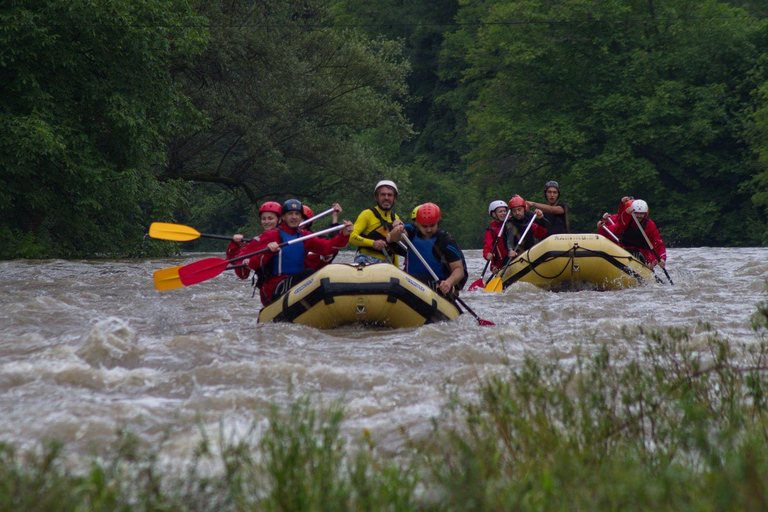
[407, 235, 446, 280]
[272, 229, 305, 276]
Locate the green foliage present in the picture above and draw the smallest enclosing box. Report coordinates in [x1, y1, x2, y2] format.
[163, 0, 414, 221]
[0, 0, 207, 258]
[443, 0, 768, 245]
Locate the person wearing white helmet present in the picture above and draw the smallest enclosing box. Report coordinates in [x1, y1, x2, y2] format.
[482, 200, 510, 274]
[602, 198, 667, 269]
[349, 180, 404, 265]
[525, 180, 569, 236]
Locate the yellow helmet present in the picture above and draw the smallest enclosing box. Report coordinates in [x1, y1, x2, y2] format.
[411, 204, 422, 222]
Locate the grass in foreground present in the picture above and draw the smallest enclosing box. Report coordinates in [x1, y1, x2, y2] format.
[3, 298, 768, 511]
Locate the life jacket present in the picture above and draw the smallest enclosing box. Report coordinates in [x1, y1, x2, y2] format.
[271, 229, 305, 276]
[366, 207, 397, 259]
[408, 230, 469, 290]
[506, 211, 537, 251]
[620, 218, 648, 249]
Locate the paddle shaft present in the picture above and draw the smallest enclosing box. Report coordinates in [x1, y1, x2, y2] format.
[233, 224, 345, 264]
[496, 213, 538, 275]
[400, 235, 493, 325]
[599, 218, 621, 244]
[479, 209, 512, 280]
[299, 207, 335, 227]
[631, 214, 673, 284]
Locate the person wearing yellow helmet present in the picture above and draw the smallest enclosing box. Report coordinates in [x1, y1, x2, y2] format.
[349, 180, 404, 265]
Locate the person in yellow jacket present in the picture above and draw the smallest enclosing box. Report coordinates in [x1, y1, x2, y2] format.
[350, 180, 404, 264]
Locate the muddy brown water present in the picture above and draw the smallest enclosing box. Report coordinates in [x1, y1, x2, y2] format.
[1, 247, 766, 459]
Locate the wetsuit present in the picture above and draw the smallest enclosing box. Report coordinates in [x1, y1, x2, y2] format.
[349, 206, 400, 264]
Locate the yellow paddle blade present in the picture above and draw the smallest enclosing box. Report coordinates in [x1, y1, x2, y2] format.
[483, 276, 503, 293]
[148, 222, 201, 242]
[153, 265, 184, 291]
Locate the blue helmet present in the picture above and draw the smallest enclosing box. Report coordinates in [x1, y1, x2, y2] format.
[282, 199, 303, 213]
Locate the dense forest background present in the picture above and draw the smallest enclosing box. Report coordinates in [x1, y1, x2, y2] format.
[4, 0, 768, 258]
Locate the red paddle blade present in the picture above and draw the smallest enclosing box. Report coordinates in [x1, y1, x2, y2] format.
[477, 318, 495, 326]
[177, 257, 230, 286]
[467, 278, 485, 291]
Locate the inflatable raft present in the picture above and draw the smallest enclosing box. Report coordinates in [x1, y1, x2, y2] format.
[493, 234, 655, 291]
[257, 263, 461, 328]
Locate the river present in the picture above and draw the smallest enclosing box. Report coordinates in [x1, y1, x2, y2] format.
[1, 247, 767, 459]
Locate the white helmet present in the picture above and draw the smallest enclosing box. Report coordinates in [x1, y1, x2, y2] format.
[488, 200, 507, 217]
[628, 199, 649, 215]
[374, 180, 398, 196]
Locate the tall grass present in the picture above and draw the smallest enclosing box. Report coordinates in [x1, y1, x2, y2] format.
[2, 298, 768, 511]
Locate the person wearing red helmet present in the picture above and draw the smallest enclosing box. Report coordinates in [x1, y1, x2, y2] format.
[483, 200, 509, 274]
[504, 195, 550, 260]
[602, 198, 667, 269]
[304, 203, 343, 271]
[349, 180, 404, 265]
[390, 202, 467, 295]
[226, 201, 283, 260]
[525, 180, 569, 236]
[233, 199, 353, 305]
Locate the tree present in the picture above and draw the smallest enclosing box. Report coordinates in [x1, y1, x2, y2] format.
[445, 0, 766, 245]
[0, 0, 206, 258]
[161, 0, 414, 234]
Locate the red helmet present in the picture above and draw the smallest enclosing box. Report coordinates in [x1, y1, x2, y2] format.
[416, 202, 441, 225]
[302, 205, 314, 220]
[508, 196, 526, 210]
[259, 201, 282, 216]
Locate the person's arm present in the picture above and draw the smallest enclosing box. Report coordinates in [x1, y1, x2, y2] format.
[526, 201, 565, 215]
[306, 221, 353, 255]
[438, 259, 464, 295]
[645, 220, 667, 267]
[348, 210, 376, 249]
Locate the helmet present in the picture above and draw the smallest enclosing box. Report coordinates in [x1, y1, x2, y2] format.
[259, 201, 282, 216]
[488, 200, 507, 217]
[416, 202, 441, 225]
[628, 199, 648, 215]
[544, 180, 560, 199]
[282, 199, 303, 213]
[374, 180, 398, 197]
[411, 204, 421, 222]
[302, 205, 314, 220]
[508, 196, 526, 210]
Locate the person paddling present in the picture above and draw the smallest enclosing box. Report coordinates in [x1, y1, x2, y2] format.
[234, 199, 352, 305]
[226, 201, 282, 260]
[602, 199, 667, 269]
[304, 203, 343, 271]
[483, 200, 509, 275]
[504, 196, 550, 261]
[349, 180, 402, 265]
[391, 203, 467, 296]
[525, 180, 569, 236]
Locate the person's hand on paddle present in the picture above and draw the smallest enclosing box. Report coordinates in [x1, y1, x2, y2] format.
[658, 258, 666, 269]
[485, 252, 493, 260]
[232, 234, 246, 246]
[331, 203, 342, 223]
[341, 220, 354, 237]
[385, 219, 404, 244]
[267, 241, 281, 252]
[534, 208, 544, 220]
[507, 250, 518, 260]
[436, 279, 454, 295]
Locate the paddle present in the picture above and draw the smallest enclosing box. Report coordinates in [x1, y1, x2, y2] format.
[484, 213, 537, 293]
[468, 209, 512, 291]
[299, 207, 335, 228]
[630, 213, 674, 285]
[400, 235, 494, 326]
[598, 217, 622, 244]
[149, 222, 253, 243]
[152, 224, 345, 291]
